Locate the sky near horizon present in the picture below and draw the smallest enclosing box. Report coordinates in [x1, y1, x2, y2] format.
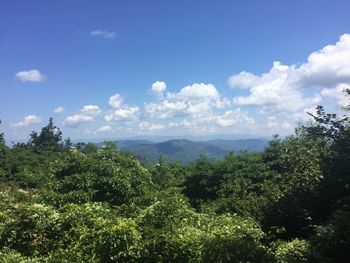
[1, 0, 350, 141]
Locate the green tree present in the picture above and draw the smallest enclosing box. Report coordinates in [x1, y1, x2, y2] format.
[273, 239, 311, 263]
[311, 208, 350, 263]
[261, 130, 326, 238]
[29, 117, 63, 152]
[42, 145, 153, 206]
[83, 142, 98, 154]
[0, 119, 5, 145]
[306, 105, 349, 140]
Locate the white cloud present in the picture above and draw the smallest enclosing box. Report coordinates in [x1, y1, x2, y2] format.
[15, 69, 46, 82]
[105, 92, 139, 122]
[168, 120, 191, 128]
[321, 83, 350, 107]
[97, 125, 112, 132]
[228, 71, 259, 89]
[90, 30, 117, 39]
[232, 62, 321, 113]
[150, 81, 166, 96]
[81, 105, 101, 114]
[166, 108, 255, 133]
[266, 116, 279, 129]
[12, 115, 42, 127]
[139, 121, 165, 131]
[145, 100, 190, 119]
[291, 106, 318, 122]
[54, 106, 65, 114]
[143, 82, 253, 133]
[104, 106, 139, 122]
[229, 34, 350, 114]
[282, 121, 292, 130]
[297, 34, 350, 87]
[168, 83, 220, 101]
[65, 115, 94, 126]
[108, 93, 124, 109]
[265, 117, 293, 132]
[65, 104, 101, 126]
[215, 109, 255, 127]
[145, 83, 227, 119]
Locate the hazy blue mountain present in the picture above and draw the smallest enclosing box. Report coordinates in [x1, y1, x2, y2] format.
[95, 140, 154, 148]
[112, 140, 154, 148]
[122, 139, 227, 163]
[87, 138, 268, 163]
[112, 138, 268, 163]
[71, 134, 270, 144]
[206, 139, 267, 152]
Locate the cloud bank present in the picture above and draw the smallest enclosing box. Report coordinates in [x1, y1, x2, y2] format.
[11, 34, 350, 138]
[229, 34, 350, 113]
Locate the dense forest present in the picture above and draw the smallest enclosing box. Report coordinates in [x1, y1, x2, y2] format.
[0, 93, 349, 262]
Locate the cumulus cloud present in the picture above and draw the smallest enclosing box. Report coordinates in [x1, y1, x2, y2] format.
[167, 108, 255, 133]
[168, 83, 220, 101]
[105, 92, 140, 122]
[228, 71, 260, 89]
[108, 93, 124, 109]
[15, 69, 46, 82]
[263, 117, 292, 131]
[139, 121, 165, 131]
[105, 106, 139, 122]
[297, 34, 350, 87]
[150, 81, 166, 96]
[282, 121, 293, 130]
[65, 105, 101, 126]
[168, 120, 192, 128]
[291, 107, 318, 122]
[97, 125, 112, 132]
[215, 109, 255, 127]
[143, 82, 252, 133]
[65, 115, 95, 126]
[229, 34, 350, 113]
[90, 30, 117, 39]
[145, 83, 228, 119]
[231, 62, 321, 113]
[54, 106, 65, 114]
[81, 105, 101, 115]
[321, 83, 350, 107]
[12, 115, 42, 127]
[266, 116, 279, 129]
[145, 100, 189, 119]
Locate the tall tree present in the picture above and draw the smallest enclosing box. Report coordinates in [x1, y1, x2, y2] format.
[29, 117, 63, 152]
[0, 119, 5, 145]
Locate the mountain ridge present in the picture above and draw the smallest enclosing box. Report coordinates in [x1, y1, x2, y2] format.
[97, 138, 268, 163]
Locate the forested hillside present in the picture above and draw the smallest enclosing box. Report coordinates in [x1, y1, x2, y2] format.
[0, 98, 350, 262]
[95, 138, 267, 163]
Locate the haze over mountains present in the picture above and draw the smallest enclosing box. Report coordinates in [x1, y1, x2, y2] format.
[96, 138, 268, 163]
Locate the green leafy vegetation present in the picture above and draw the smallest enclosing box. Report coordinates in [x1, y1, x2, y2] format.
[0, 92, 349, 262]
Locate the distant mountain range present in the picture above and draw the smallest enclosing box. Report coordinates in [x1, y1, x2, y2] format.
[97, 138, 268, 163]
[72, 134, 271, 143]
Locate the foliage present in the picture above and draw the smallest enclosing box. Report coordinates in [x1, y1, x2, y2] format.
[311, 207, 350, 262]
[29, 117, 63, 152]
[1, 101, 350, 262]
[273, 239, 311, 263]
[42, 145, 153, 206]
[306, 105, 349, 139]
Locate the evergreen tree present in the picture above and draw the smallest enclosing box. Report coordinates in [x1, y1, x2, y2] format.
[0, 119, 5, 145]
[29, 117, 63, 152]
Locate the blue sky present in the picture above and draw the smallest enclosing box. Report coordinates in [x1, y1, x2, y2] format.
[1, 0, 350, 141]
